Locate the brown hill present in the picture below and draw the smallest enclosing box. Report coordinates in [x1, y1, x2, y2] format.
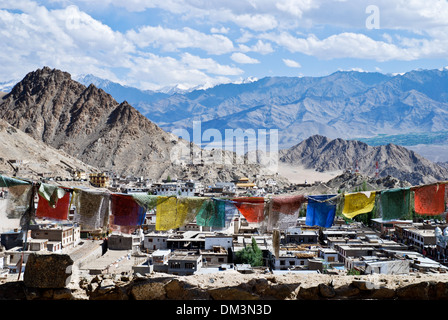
[0, 67, 278, 185]
[279, 135, 448, 186]
[0, 118, 97, 181]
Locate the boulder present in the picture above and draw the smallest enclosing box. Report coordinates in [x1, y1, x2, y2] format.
[318, 283, 336, 298]
[131, 280, 167, 300]
[351, 280, 379, 291]
[165, 279, 209, 300]
[298, 286, 320, 300]
[23, 253, 73, 289]
[334, 284, 360, 298]
[396, 281, 432, 300]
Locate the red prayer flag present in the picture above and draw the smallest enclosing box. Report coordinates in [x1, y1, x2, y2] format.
[414, 184, 446, 216]
[36, 190, 71, 221]
[232, 197, 265, 223]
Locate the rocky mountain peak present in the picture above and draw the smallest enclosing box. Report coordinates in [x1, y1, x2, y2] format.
[279, 135, 448, 185]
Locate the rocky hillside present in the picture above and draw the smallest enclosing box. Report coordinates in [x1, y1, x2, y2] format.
[0, 67, 279, 185]
[279, 135, 448, 186]
[0, 118, 97, 181]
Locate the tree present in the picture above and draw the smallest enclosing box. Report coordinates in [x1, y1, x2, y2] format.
[235, 237, 263, 267]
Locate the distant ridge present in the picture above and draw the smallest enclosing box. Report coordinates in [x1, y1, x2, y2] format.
[279, 135, 448, 185]
[83, 68, 448, 160]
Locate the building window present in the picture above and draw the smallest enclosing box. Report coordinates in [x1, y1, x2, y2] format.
[185, 263, 195, 269]
[170, 262, 181, 269]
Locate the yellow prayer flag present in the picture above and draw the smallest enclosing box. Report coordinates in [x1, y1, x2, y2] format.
[155, 196, 206, 231]
[342, 192, 376, 219]
[155, 196, 179, 231]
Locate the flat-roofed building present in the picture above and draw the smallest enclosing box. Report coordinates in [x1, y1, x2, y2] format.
[168, 251, 202, 275]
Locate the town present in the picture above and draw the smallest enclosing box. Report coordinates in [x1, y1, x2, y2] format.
[1, 168, 447, 288]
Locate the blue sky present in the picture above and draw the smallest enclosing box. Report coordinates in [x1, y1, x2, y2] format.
[1, 0, 448, 91]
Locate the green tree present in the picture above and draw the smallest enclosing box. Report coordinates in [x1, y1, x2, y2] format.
[235, 237, 263, 267]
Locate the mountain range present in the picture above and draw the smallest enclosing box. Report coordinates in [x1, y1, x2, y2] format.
[0, 67, 279, 186]
[0, 67, 447, 187]
[73, 69, 448, 162]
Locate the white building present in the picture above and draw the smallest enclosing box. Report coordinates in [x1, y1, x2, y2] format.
[274, 250, 315, 270]
[204, 234, 233, 251]
[150, 249, 172, 273]
[155, 181, 203, 197]
[318, 248, 339, 263]
[168, 251, 203, 276]
[143, 233, 168, 251]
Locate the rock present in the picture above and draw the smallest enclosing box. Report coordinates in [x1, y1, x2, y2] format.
[396, 281, 431, 300]
[209, 287, 259, 300]
[53, 288, 73, 300]
[318, 283, 336, 298]
[89, 278, 130, 300]
[249, 278, 269, 294]
[351, 280, 379, 291]
[298, 286, 320, 300]
[264, 283, 300, 300]
[432, 282, 448, 300]
[131, 280, 167, 300]
[334, 284, 360, 298]
[0, 282, 26, 300]
[368, 287, 396, 300]
[165, 279, 208, 300]
[97, 279, 116, 294]
[23, 253, 73, 289]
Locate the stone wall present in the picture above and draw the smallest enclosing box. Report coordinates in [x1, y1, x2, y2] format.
[2, 273, 448, 300]
[3, 252, 448, 300]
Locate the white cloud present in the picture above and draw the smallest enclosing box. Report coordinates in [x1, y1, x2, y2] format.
[127, 25, 234, 55]
[261, 31, 420, 62]
[210, 26, 229, 34]
[231, 52, 260, 64]
[126, 53, 236, 90]
[0, 2, 244, 91]
[282, 58, 301, 68]
[0, 4, 133, 81]
[275, 0, 318, 18]
[181, 53, 244, 75]
[226, 12, 278, 31]
[239, 40, 274, 54]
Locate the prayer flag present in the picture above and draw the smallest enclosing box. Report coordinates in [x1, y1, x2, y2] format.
[305, 194, 337, 228]
[342, 192, 376, 219]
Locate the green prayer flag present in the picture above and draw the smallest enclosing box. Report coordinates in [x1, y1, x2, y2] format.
[196, 198, 226, 228]
[0, 175, 30, 187]
[131, 194, 159, 212]
[379, 188, 411, 221]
